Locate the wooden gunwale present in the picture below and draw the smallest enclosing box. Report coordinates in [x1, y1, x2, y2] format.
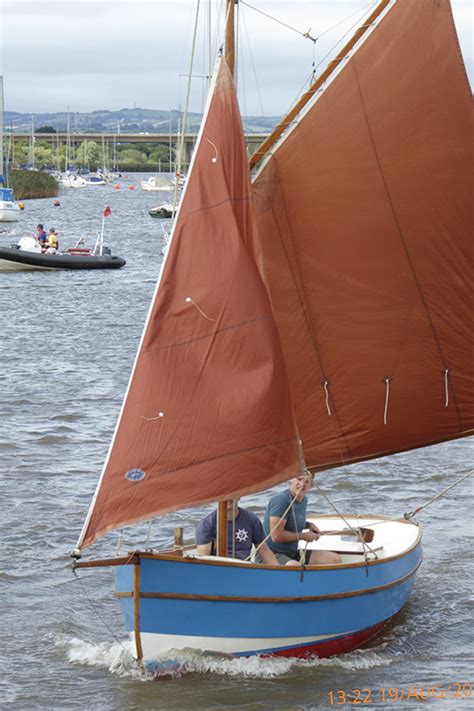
[74, 520, 421, 571]
[114, 558, 422, 603]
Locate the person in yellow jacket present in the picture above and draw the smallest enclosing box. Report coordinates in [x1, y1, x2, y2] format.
[45, 228, 59, 252]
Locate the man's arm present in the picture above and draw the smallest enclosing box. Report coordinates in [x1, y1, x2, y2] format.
[196, 542, 213, 556]
[306, 520, 321, 537]
[195, 513, 215, 556]
[269, 516, 320, 544]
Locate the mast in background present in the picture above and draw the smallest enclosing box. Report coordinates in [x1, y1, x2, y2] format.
[31, 115, 35, 170]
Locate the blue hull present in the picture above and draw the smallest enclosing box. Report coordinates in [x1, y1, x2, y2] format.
[115, 535, 422, 658]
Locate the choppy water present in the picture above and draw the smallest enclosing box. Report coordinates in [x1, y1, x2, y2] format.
[0, 177, 472, 710]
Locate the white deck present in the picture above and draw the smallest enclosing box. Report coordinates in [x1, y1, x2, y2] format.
[306, 515, 420, 562]
[185, 515, 420, 566]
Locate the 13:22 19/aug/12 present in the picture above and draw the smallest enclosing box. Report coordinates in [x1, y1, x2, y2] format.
[328, 683, 472, 705]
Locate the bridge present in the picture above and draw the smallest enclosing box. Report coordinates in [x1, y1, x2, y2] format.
[11, 132, 270, 163]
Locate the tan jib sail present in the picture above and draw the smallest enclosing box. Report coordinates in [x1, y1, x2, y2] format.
[251, 0, 473, 471]
[78, 58, 301, 548]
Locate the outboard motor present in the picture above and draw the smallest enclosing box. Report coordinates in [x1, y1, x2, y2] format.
[17, 235, 42, 253]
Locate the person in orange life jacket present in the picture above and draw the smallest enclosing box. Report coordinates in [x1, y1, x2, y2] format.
[196, 498, 279, 564]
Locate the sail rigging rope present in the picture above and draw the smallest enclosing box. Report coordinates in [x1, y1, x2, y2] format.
[249, 471, 378, 564]
[403, 468, 473, 520]
[115, 531, 123, 556]
[310, 467, 473, 534]
[71, 560, 143, 669]
[173, 0, 201, 215]
[249, 479, 306, 561]
[240, 1, 317, 43]
[255, 1, 383, 155]
[145, 519, 153, 549]
[311, 477, 378, 560]
[240, 5, 265, 116]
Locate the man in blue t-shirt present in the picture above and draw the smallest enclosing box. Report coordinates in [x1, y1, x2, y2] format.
[263, 473, 341, 566]
[196, 498, 278, 564]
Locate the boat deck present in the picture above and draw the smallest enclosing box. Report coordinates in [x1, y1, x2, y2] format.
[184, 515, 420, 567]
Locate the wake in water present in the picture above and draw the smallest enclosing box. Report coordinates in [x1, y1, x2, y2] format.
[58, 635, 392, 681]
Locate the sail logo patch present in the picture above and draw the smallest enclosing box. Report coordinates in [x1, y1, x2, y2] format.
[125, 468, 146, 482]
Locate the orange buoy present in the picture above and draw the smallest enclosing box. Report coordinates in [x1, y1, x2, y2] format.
[128, 185, 135, 191]
[114, 184, 121, 190]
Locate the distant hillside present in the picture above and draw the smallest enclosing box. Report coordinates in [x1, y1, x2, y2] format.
[5, 108, 279, 135]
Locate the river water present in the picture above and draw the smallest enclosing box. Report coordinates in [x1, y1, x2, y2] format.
[0, 177, 472, 710]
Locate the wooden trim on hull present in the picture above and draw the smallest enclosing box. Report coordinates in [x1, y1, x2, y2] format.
[74, 554, 139, 569]
[133, 562, 143, 661]
[115, 558, 421, 603]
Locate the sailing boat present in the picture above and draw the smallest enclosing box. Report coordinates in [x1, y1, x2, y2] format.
[0, 76, 21, 222]
[73, 0, 472, 662]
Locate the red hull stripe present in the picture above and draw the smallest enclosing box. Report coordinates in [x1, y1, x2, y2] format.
[265, 618, 391, 659]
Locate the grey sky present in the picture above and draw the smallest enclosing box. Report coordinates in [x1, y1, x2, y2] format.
[1, 0, 472, 116]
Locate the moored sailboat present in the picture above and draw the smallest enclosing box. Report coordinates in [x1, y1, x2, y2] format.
[73, 0, 472, 664]
[0, 76, 21, 222]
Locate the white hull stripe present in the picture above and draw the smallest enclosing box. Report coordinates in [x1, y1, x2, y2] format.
[134, 630, 353, 656]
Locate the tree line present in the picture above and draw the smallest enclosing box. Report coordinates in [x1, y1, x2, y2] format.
[10, 138, 176, 172]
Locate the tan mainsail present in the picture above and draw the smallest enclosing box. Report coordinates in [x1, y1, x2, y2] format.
[251, 0, 473, 470]
[79, 59, 300, 548]
[79, 0, 472, 549]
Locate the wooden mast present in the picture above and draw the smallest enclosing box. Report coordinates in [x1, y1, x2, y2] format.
[249, 0, 390, 169]
[217, 0, 237, 558]
[225, 0, 236, 75]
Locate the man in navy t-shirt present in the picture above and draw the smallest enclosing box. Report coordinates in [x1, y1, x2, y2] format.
[263, 473, 341, 566]
[196, 498, 278, 564]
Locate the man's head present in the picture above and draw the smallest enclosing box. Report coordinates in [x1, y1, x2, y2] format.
[289, 472, 314, 501]
[37, 224, 43, 231]
[226, 498, 240, 519]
